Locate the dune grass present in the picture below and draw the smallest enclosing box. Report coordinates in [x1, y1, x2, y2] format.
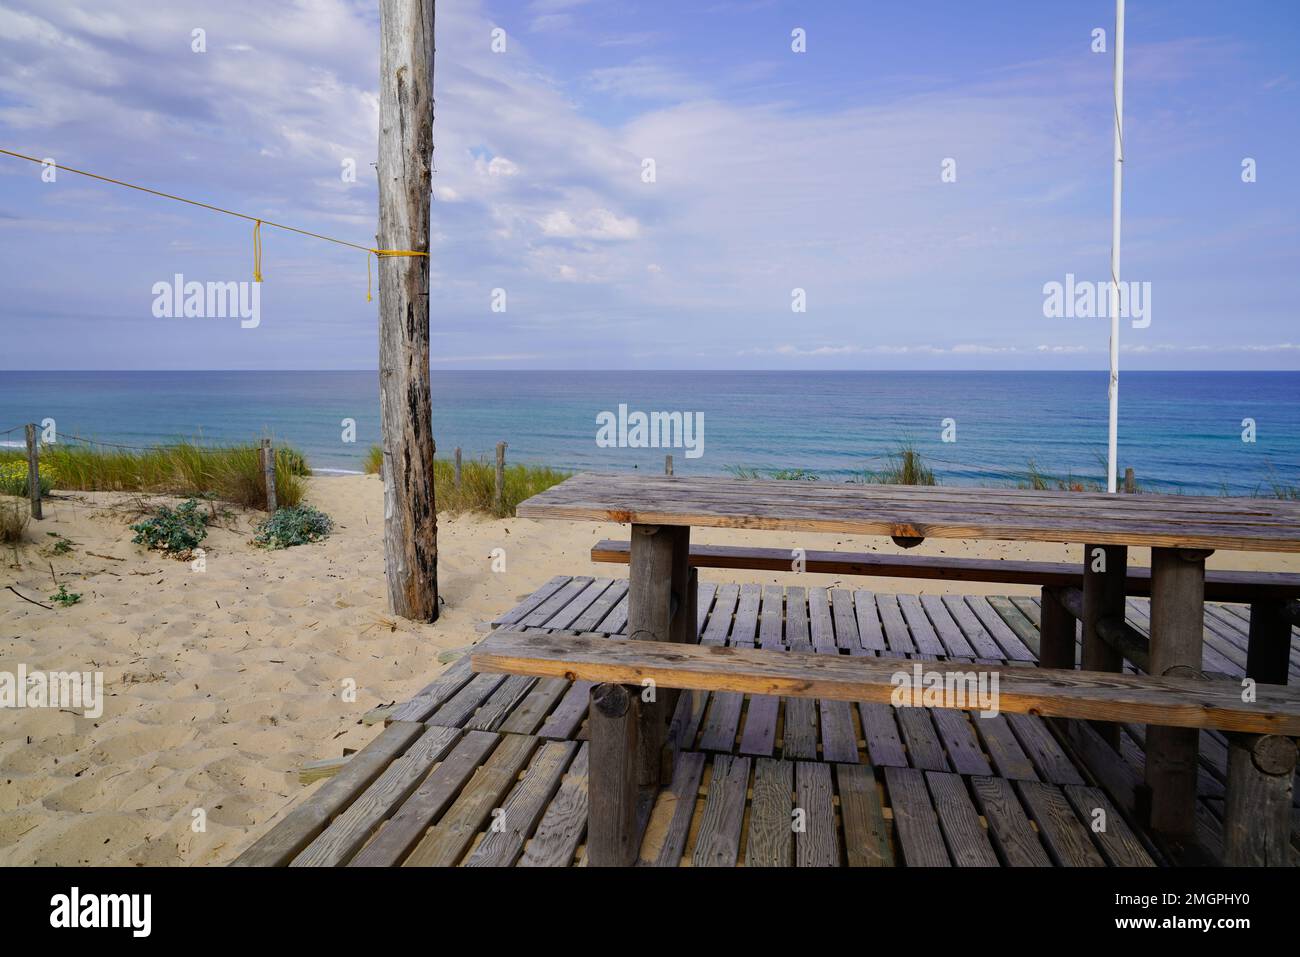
[859, 445, 936, 485]
[0, 441, 308, 510]
[1, 498, 29, 544]
[363, 445, 568, 517]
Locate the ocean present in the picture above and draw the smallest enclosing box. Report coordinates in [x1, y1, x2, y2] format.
[0, 370, 1296, 496]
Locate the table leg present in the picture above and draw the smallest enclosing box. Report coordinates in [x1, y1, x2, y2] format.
[627, 522, 692, 790]
[1246, 600, 1291, 685]
[1082, 543, 1127, 748]
[1144, 547, 1210, 837]
[587, 683, 640, 867]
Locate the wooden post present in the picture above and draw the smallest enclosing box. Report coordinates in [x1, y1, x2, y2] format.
[1037, 586, 1075, 670]
[627, 523, 678, 790]
[378, 0, 438, 622]
[260, 438, 277, 513]
[1123, 467, 1136, 493]
[494, 441, 506, 514]
[664, 454, 673, 476]
[1082, 543, 1127, 747]
[1144, 547, 1208, 836]
[1246, 600, 1291, 685]
[1222, 733, 1297, 866]
[453, 447, 462, 490]
[24, 423, 42, 520]
[587, 683, 641, 867]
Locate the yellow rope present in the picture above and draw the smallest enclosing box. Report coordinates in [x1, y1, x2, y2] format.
[0, 147, 427, 297]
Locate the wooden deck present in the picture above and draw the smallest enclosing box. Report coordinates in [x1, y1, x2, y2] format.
[235, 576, 1300, 867]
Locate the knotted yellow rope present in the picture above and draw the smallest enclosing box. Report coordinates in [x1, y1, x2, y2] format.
[0, 147, 428, 299]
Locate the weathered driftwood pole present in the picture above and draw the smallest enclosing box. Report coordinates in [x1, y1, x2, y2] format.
[453, 447, 462, 489]
[494, 441, 506, 513]
[664, 454, 673, 476]
[260, 438, 277, 512]
[377, 0, 438, 621]
[25, 423, 42, 520]
[24, 421, 41, 520]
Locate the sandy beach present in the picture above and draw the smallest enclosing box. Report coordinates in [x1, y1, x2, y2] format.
[2, 474, 1297, 866]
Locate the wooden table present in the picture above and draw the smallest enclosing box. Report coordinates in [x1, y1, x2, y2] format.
[518, 473, 1300, 842]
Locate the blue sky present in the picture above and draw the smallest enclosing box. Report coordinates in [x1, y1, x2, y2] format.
[0, 0, 1297, 370]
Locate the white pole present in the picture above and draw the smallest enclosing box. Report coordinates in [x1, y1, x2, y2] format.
[1107, 0, 1125, 493]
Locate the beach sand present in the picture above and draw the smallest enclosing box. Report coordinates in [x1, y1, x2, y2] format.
[1, 474, 1296, 865]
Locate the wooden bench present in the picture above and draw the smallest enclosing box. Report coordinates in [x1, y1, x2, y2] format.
[591, 539, 1300, 685]
[472, 628, 1300, 867]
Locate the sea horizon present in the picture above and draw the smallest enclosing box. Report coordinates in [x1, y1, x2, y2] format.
[3, 369, 1295, 496]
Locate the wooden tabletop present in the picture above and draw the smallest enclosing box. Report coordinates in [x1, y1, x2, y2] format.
[516, 473, 1300, 553]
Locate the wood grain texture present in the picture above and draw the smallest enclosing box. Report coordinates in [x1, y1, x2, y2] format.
[470, 630, 1300, 735]
[836, 764, 893, 866]
[525, 473, 1300, 552]
[464, 740, 578, 867]
[970, 775, 1051, 867]
[377, 0, 438, 620]
[519, 743, 589, 867]
[746, 757, 794, 867]
[926, 771, 999, 867]
[691, 754, 750, 867]
[292, 725, 460, 866]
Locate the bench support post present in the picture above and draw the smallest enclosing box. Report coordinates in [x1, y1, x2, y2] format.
[1246, 600, 1291, 686]
[1144, 547, 1209, 838]
[1222, 733, 1297, 866]
[628, 523, 691, 789]
[1082, 543, 1127, 748]
[1038, 586, 1075, 670]
[587, 683, 641, 867]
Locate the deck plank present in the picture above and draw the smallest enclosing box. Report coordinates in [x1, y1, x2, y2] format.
[796, 761, 840, 866]
[884, 766, 950, 867]
[519, 743, 590, 867]
[691, 754, 751, 867]
[837, 763, 893, 866]
[746, 757, 794, 867]
[926, 771, 999, 867]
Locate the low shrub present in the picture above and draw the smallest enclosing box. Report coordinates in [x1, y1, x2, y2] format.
[252, 503, 334, 549]
[130, 498, 208, 558]
[0, 460, 55, 496]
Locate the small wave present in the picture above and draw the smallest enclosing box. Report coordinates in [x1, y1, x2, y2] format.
[311, 468, 366, 476]
[0, 440, 26, 448]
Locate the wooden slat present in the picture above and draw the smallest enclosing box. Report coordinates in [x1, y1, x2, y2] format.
[491, 576, 569, 627]
[1062, 784, 1155, 867]
[403, 734, 539, 867]
[972, 713, 1039, 781]
[292, 725, 461, 867]
[796, 761, 839, 866]
[1016, 780, 1106, 867]
[926, 771, 999, 867]
[836, 763, 893, 866]
[1005, 714, 1086, 786]
[427, 672, 506, 728]
[941, 595, 1006, 661]
[471, 631, 1300, 735]
[820, 590, 861, 763]
[884, 766, 950, 866]
[897, 709, 949, 771]
[349, 730, 500, 867]
[497, 677, 570, 736]
[858, 703, 909, 768]
[388, 658, 475, 723]
[519, 743, 589, 867]
[535, 680, 593, 740]
[569, 579, 629, 633]
[465, 674, 537, 732]
[969, 775, 1051, 867]
[640, 750, 705, 867]
[899, 594, 947, 657]
[854, 591, 887, 652]
[464, 740, 578, 867]
[521, 576, 595, 628]
[233, 720, 426, 867]
[746, 757, 794, 867]
[691, 754, 750, 867]
[931, 710, 992, 776]
[968, 597, 1035, 661]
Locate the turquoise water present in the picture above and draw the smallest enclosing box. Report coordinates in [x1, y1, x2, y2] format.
[0, 371, 1295, 495]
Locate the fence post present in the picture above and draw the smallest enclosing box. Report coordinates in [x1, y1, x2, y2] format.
[454, 447, 462, 490]
[664, 454, 673, 476]
[1123, 467, 1135, 493]
[260, 438, 277, 512]
[494, 441, 506, 513]
[25, 423, 42, 520]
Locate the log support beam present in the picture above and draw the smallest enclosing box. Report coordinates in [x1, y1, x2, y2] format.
[1222, 733, 1297, 866]
[1143, 547, 1210, 838]
[1082, 543, 1127, 747]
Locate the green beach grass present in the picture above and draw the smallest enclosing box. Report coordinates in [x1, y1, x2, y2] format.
[0, 441, 308, 510]
[363, 446, 569, 517]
